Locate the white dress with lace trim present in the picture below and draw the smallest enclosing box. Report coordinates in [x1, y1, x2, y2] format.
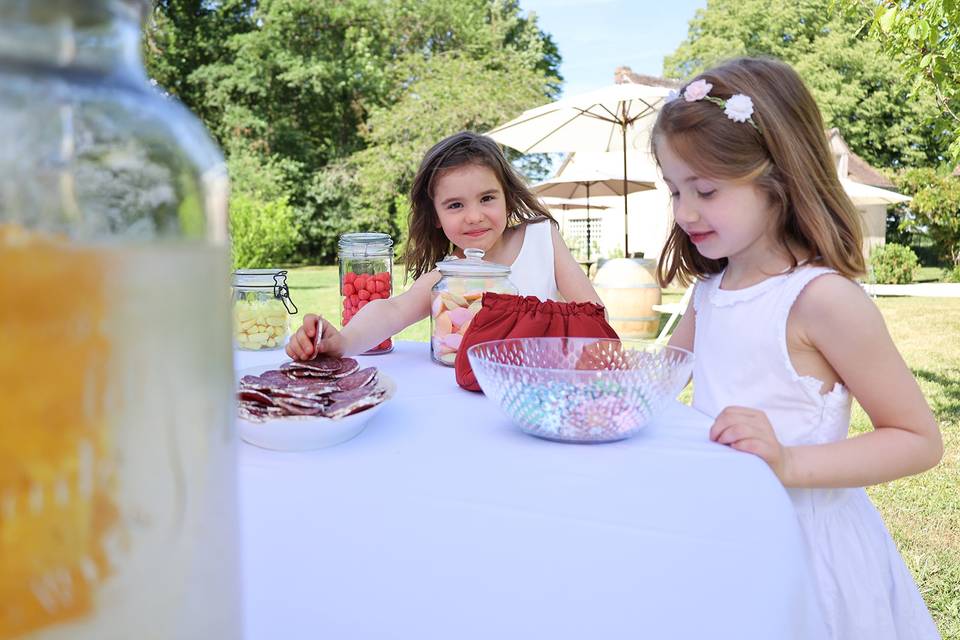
[691, 266, 940, 640]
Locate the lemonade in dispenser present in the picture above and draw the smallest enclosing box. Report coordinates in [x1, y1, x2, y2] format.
[0, 1, 240, 637]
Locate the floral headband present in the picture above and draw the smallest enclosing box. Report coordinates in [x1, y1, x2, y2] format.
[665, 79, 761, 133]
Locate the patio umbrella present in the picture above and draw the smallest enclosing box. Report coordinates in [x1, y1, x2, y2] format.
[531, 168, 654, 261]
[840, 179, 912, 206]
[487, 81, 673, 256]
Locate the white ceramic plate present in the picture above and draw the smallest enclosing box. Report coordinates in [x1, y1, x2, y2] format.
[235, 363, 396, 451]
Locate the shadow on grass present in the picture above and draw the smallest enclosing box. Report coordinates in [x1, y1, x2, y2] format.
[914, 368, 960, 416]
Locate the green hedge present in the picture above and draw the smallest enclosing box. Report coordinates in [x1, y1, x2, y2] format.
[870, 243, 920, 285]
[943, 264, 960, 284]
[229, 193, 301, 269]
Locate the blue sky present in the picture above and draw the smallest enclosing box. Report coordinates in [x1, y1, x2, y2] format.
[519, 0, 707, 97]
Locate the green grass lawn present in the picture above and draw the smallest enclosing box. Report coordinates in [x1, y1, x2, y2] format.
[285, 265, 431, 343]
[917, 266, 946, 282]
[286, 266, 960, 636]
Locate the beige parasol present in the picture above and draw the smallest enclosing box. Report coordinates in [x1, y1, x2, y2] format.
[487, 82, 672, 256]
[531, 168, 654, 261]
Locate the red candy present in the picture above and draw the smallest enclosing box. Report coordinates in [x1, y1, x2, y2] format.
[340, 270, 393, 353]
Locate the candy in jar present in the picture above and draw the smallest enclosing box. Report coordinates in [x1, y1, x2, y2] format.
[338, 232, 395, 354]
[232, 269, 298, 350]
[431, 248, 517, 366]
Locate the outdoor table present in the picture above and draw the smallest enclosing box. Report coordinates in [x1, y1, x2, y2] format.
[236, 342, 827, 639]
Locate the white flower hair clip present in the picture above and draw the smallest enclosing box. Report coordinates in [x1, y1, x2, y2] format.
[668, 79, 761, 133]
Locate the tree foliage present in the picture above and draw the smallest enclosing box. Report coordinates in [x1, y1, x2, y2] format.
[144, 0, 561, 264]
[894, 168, 960, 267]
[663, 0, 948, 168]
[228, 193, 301, 269]
[144, 1, 257, 128]
[346, 52, 558, 256]
[851, 0, 960, 163]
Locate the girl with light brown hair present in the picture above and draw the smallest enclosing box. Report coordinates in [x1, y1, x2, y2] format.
[653, 57, 941, 638]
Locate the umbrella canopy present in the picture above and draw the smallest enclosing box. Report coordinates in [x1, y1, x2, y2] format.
[841, 179, 912, 207]
[487, 82, 673, 256]
[539, 196, 611, 210]
[531, 168, 654, 200]
[530, 169, 654, 261]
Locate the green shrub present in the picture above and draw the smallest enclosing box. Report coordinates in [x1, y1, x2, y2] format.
[226, 147, 300, 203]
[229, 193, 301, 269]
[943, 264, 960, 283]
[870, 243, 920, 284]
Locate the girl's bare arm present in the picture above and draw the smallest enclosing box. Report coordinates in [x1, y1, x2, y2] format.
[779, 275, 942, 488]
[287, 271, 440, 359]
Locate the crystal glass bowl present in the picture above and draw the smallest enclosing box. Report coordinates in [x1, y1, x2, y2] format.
[467, 337, 694, 443]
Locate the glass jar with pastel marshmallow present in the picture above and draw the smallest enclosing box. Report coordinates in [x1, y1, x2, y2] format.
[430, 248, 517, 366]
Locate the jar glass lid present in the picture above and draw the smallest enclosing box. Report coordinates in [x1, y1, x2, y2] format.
[338, 232, 394, 257]
[436, 248, 511, 277]
[232, 269, 287, 287]
[231, 269, 298, 313]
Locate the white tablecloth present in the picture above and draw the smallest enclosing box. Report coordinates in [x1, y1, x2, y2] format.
[236, 342, 826, 639]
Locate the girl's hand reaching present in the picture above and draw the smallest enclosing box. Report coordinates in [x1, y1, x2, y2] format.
[285, 314, 345, 361]
[709, 406, 794, 483]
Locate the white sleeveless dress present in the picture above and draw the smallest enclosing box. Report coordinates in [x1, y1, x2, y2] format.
[507, 220, 560, 301]
[692, 266, 940, 640]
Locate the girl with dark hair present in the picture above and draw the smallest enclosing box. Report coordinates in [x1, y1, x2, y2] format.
[286, 131, 602, 360]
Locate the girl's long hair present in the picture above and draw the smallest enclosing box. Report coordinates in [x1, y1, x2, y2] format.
[652, 57, 865, 287]
[406, 131, 556, 279]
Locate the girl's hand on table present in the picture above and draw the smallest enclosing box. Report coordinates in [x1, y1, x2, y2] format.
[710, 406, 793, 483]
[286, 314, 344, 360]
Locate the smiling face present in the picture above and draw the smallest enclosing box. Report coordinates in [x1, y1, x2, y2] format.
[655, 137, 778, 266]
[431, 163, 509, 254]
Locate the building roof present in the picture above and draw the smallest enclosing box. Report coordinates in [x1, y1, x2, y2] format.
[826, 128, 895, 188]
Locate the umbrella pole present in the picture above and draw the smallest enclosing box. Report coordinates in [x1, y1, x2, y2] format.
[622, 120, 629, 258]
[586, 183, 591, 262]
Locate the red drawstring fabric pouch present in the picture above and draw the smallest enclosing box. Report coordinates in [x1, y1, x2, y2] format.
[455, 292, 619, 392]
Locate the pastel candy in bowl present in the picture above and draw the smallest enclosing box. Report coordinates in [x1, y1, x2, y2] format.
[466, 337, 694, 443]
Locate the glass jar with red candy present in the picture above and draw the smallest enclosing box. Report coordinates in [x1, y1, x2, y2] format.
[337, 232, 395, 354]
